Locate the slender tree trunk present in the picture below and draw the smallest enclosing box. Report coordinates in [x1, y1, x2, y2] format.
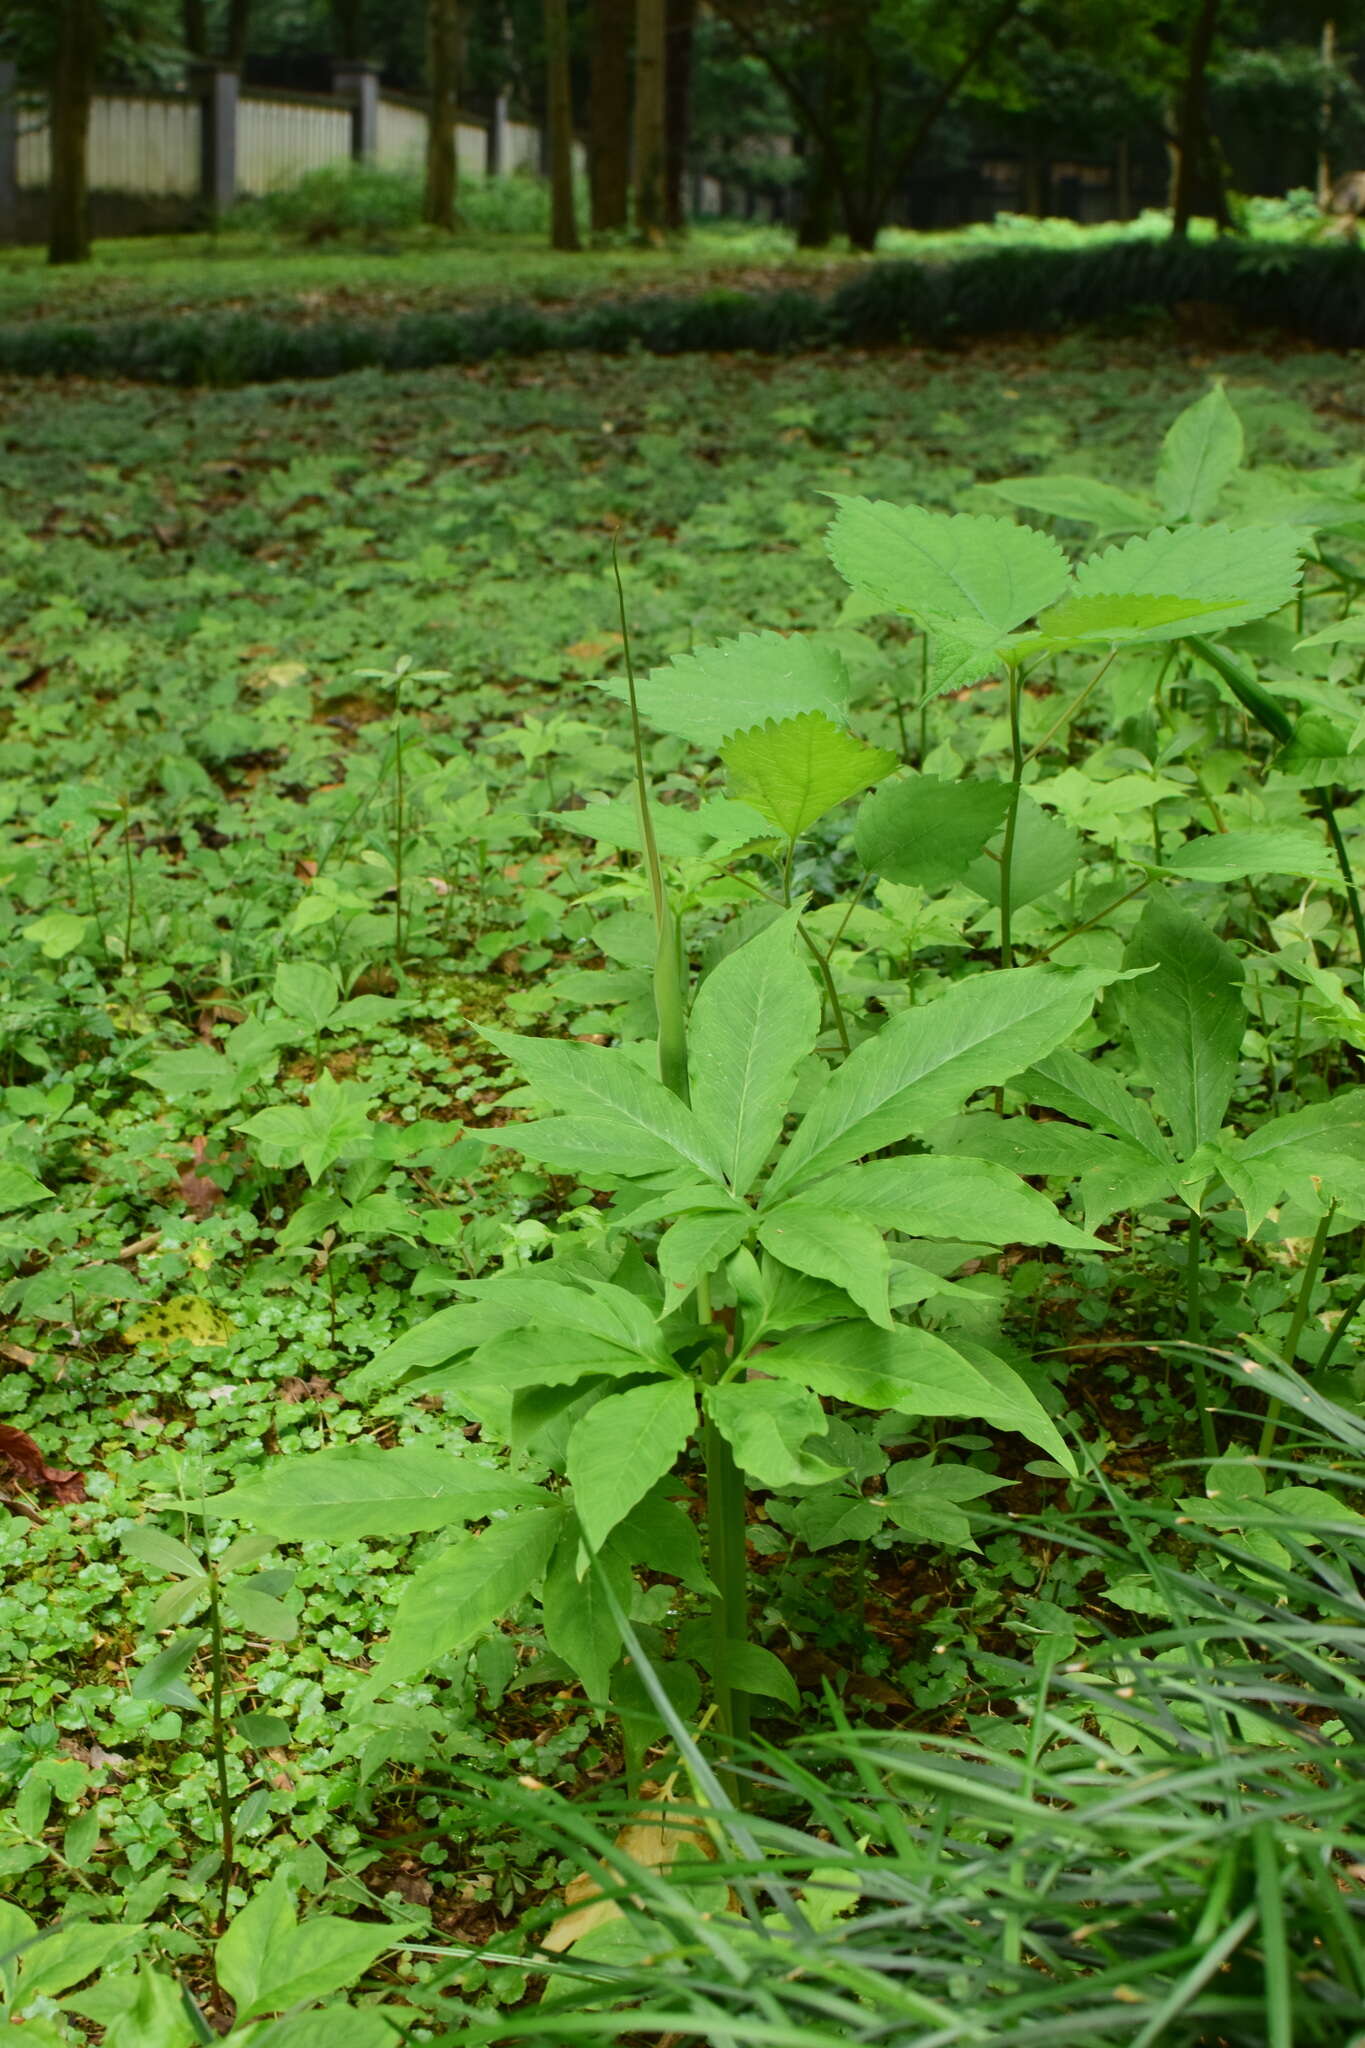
[182, 0, 208, 56]
[425, 0, 460, 230]
[633, 0, 666, 240]
[796, 139, 837, 247]
[49, 0, 99, 266]
[332, 0, 364, 63]
[1115, 134, 1131, 221]
[545, 0, 581, 249]
[226, 0, 251, 65]
[663, 0, 695, 232]
[1317, 16, 1336, 210]
[589, 0, 631, 232]
[1170, 0, 1223, 237]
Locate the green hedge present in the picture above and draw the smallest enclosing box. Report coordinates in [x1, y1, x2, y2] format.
[2, 239, 1362, 385]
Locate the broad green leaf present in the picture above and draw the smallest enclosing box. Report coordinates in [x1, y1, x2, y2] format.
[221, 1582, 298, 1642]
[503, 1114, 707, 1180]
[272, 961, 339, 1033]
[236, 1710, 292, 1748]
[22, 912, 91, 959]
[0, 1165, 54, 1213]
[1026, 589, 1244, 651]
[1121, 896, 1244, 1158]
[368, 1505, 564, 1693]
[855, 774, 1012, 891]
[541, 1530, 632, 1707]
[596, 630, 851, 749]
[240, 1914, 397, 2019]
[120, 1526, 204, 1580]
[17, 1923, 144, 2001]
[807, 1156, 1106, 1251]
[1156, 384, 1244, 523]
[989, 473, 1157, 535]
[704, 1379, 837, 1488]
[457, 1272, 666, 1355]
[759, 1322, 1073, 1470]
[611, 1489, 713, 1595]
[209, 1445, 544, 1541]
[556, 793, 777, 859]
[769, 965, 1110, 1197]
[215, 1875, 296, 2013]
[961, 795, 1080, 908]
[234, 1072, 377, 1184]
[242, 2009, 397, 2048]
[346, 1300, 527, 1396]
[721, 712, 897, 840]
[713, 1639, 799, 1711]
[566, 1379, 697, 1552]
[1069, 523, 1302, 638]
[757, 1201, 893, 1326]
[826, 496, 1071, 634]
[1028, 1048, 1172, 1156]
[1297, 614, 1365, 650]
[130, 1630, 205, 1713]
[1214, 1091, 1365, 1232]
[1160, 826, 1339, 885]
[688, 911, 820, 1194]
[484, 1031, 724, 1184]
[658, 1210, 753, 1304]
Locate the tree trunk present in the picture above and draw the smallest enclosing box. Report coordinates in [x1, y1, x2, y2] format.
[545, 0, 581, 250]
[226, 0, 251, 65]
[663, 0, 695, 232]
[633, 0, 666, 240]
[1317, 17, 1336, 210]
[182, 0, 208, 57]
[424, 0, 460, 230]
[1115, 134, 1131, 221]
[332, 0, 365, 63]
[588, 0, 631, 232]
[1170, 0, 1223, 237]
[796, 140, 837, 248]
[49, 0, 99, 266]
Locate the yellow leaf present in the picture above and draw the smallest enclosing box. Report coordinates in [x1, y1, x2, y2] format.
[541, 1784, 717, 1952]
[250, 660, 310, 691]
[122, 1296, 234, 1351]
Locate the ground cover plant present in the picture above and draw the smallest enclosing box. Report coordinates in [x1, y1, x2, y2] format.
[3, 333, 1365, 2040]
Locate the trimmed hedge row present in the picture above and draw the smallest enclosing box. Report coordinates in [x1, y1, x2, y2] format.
[2, 238, 1363, 386]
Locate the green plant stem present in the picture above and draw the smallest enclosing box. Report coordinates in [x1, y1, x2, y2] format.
[701, 1402, 752, 1792]
[1259, 1200, 1335, 1459]
[1185, 1212, 1217, 1459]
[999, 662, 1024, 970]
[120, 799, 136, 964]
[392, 682, 406, 964]
[1318, 790, 1365, 980]
[1316, 1278, 1365, 1376]
[733, 870, 852, 1056]
[1022, 649, 1117, 766]
[204, 1560, 235, 1934]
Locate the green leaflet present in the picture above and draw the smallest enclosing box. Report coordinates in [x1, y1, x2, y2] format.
[209, 1444, 547, 1542]
[1068, 523, 1303, 640]
[1121, 895, 1245, 1159]
[541, 1528, 633, 1708]
[757, 1200, 893, 1327]
[1213, 1091, 1365, 1233]
[988, 473, 1157, 536]
[825, 496, 1071, 635]
[961, 795, 1081, 909]
[854, 773, 1013, 891]
[555, 791, 777, 859]
[768, 965, 1110, 1198]
[799, 1155, 1107, 1252]
[658, 1210, 754, 1303]
[703, 1379, 839, 1489]
[759, 1322, 1074, 1471]
[1026, 590, 1244, 651]
[688, 910, 820, 1195]
[0, 1164, 54, 1213]
[1156, 383, 1244, 524]
[566, 1378, 698, 1552]
[721, 711, 898, 841]
[1028, 1048, 1172, 1156]
[595, 629, 852, 749]
[345, 1301, 523, 1397]
[365, 1505, 565, 1695]
[484, 1030, 725, 1184]
[1159, 826, 1340, 885]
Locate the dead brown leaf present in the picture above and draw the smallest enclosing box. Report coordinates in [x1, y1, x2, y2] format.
[0, 1423, 86, 1503]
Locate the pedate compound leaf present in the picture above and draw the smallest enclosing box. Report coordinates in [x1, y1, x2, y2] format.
[760, 1323, 1073, 1471]
[768, 965, 1110, 1198]
[209, 1443, 547, 1541]
[688, 910, 820, 1195]
[366, 1506, 564, 1694]
[826, 496, 1071, 634]
[1156, 383, 1244, 524]
[1066, 522, 1303, 640]
[566, 1378, 698, 1552]
[855, 773, 1013, 890]
[1121, 894, 1244, 1159]
[722, 712, 897, 841]
[988, 473, 1158, 535]
[593, 630, 851, 749]
[484, 1030, 724, 1184]
[704, 1379, 838, 1490]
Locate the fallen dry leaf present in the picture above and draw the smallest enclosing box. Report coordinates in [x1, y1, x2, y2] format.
[0, 1423, 86, 1503]
[542, 1783, 718, 1952]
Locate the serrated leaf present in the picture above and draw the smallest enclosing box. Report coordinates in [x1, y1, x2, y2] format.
[989, 473, 1157, 534]
[596, 630, 851, 749]
[485, 1031, 725, 1184]
[367, 1506, 564, 1693]
[722, 712, 897, 840]
[210, 1444, 547, 1541]
[688, 910, 820, 1194]
[1156, 384, 1244, 523]
[1121, 896, 1244, 1158]
[769, 965, 1110, 1197]
[757, 1201, 892, 1326]
[566, 1379, 697, 1552]
[704, 1379, 837, 1488]
[855, 773, 1012, 890]
[826, 496, 1071, 634]
[805, 1156, 1106, 1251]
[1160, 826, 1339, 884]
[1028, 589, 1243, 651]
[1069, 523, 1302, 639]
